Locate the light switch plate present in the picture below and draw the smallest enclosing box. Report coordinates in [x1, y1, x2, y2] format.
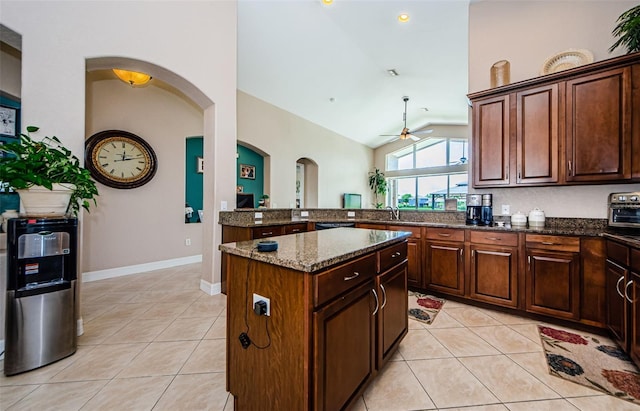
[301, 211, 309, 217]
[347, 211, 355, 217]
[501, 205, 510, 215]
[255, 212, 263, 219]
[221, 201, 228, 211]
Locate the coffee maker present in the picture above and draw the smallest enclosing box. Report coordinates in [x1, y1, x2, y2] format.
[466, 194, 482, 225]
[481, 194, 493, 226]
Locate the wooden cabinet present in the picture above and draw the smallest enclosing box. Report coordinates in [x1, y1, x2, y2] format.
[565, 67, 631, 182]
[469, 231, 519, 308]
[525, 235, 580, 319]
[376, 262, 408, 368]
[469, 53, 640, 187]
[607, 258, 629, 350]
[516, 84, 559, 184]
[472, 94, 511, 187]
[222, 222, 311, 244]
[424, 227, 465, 296]
[313, 280, 375, 411]
[387, 225, 422, 288]
[225, 238, 408, 411]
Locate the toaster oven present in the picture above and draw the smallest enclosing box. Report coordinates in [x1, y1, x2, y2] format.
[608, 192, 640, 229]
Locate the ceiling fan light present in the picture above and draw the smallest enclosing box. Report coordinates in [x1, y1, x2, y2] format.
[321, 0, 333, 5]
[398, 13, 410, 23]
[112, 69, 152, 87]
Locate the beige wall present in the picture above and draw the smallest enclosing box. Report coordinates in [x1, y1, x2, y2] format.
[83, 76, 204, 272]
[238, 91, 374, 208]
[468, 0, 640, 218]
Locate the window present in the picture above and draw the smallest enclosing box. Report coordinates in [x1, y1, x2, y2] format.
[385, 137, 468, 211]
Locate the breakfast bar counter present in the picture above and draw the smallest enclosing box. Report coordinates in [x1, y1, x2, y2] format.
[220, 227, 411, 410]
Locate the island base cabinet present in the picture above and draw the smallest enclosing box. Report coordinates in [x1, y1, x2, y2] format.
[313, 281, 376, 411]
[378, 264, 408, 368]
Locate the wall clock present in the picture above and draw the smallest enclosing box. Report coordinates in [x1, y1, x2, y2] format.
[85, 130, 158, 189]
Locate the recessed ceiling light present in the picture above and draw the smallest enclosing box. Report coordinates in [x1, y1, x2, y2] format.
[387, 69, 398, 77]
[398, 13, 410, 23]
[322, 0, 333, 5]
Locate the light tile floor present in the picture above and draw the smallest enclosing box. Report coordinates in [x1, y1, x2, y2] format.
[1, 263, 639, 410]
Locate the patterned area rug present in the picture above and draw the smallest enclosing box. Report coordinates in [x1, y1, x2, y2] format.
[408, 291, 445, 325]
[539, 325, 640, 404]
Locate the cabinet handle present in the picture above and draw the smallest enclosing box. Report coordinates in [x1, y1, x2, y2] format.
[371, 289, 379, 316]
[460, 248, 463, 256]
[541, 241, 555, 245]
[291, 229, 301, 232]
[625, 280, 634, 303]
[527, 255, 531, 266]
[568, 160, 572, 174]
[380, 284, 387, 309]
[391, 252, 401, 258]
[486, 237, 500, 241]
[471, 250, 475, 257]
[616, 276, 626, 299]
[344, 272, 360, 281]
[262, 232, 273, 236]
[438, 233, 451, 237]
[518, 171, 521, 180]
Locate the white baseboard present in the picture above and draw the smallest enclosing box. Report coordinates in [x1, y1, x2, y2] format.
[200, 279, 222, 295]
[82, 255, 203, 282]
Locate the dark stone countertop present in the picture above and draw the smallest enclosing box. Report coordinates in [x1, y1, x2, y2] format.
[218, 227, 411, 272]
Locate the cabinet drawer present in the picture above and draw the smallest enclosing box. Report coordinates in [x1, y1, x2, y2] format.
[356, 223, 386, 230]
[525, 234, 579, 252]
[425, 227, 464, 242]
[386, 225, 421, 239]
[284, 223, 308, 234]
[470, 230, 518, 246]
[606, 240, 630, 266]
[314, 254, 376, 307]
[379, 241, 408, 273]
[252, 226, 284, 238]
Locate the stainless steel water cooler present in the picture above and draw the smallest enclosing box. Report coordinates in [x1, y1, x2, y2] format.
[4, 217, 78, 376]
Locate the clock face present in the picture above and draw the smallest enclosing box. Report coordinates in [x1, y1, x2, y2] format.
[0, 106, 17, 136]
[85, 130, 157, 189]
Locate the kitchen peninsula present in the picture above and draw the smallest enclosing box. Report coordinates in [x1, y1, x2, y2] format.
[220, 227, 411, 411]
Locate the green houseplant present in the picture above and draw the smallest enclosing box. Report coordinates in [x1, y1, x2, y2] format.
[610, 5, 640, 54]
[368, 168, 387, 209]
[0, 126, 98, 216]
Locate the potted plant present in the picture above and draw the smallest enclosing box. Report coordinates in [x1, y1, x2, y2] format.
[610, 5, 640, 54]
[259, 194, 270, 208]
[0, 126, 98, 216]
[368, 168, 387, 209]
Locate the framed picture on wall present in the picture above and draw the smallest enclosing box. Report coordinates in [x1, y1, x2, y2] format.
[196, 156, 204, 174]
[236, 185, 244, 192]
[0, 105, 18, 138]
[240, 164, 255, 180]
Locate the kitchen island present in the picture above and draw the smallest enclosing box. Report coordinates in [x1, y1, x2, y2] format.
[220, 227, 411, 411]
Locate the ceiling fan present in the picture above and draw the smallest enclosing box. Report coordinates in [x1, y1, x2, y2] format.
[380, 96, 433, 141]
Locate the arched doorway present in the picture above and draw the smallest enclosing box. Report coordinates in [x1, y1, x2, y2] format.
[296, 157, 318, 208]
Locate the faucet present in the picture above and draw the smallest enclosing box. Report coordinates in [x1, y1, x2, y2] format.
[386, 206, 400, 220]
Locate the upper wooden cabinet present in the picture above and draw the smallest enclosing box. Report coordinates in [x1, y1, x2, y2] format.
[469, 52, 640, 188]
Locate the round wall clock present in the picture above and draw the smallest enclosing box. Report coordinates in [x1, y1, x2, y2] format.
[85, 130, 158, 189]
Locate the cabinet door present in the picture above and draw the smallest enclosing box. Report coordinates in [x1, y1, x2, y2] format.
[406, 238, 422, 288]
[470, 244, 518, 308]
[377, 264, 408, 368]
[631, 271, 640, 365]
[606, 259, 629, 351]
[472, 94, 511, 187]
[565, 67, 631, 182]
[313, 281, 375, 411]
[526, 249, 580, 319]
[516, 84, 559, 184]
[424, 240, 465, 296]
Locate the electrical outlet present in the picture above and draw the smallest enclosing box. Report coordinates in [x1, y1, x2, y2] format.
[221, 201, 228, 211]
[185, 238, 191, 246]
[301, 211, 309, 217]
[255, 212, 263, 219]
[347, 211, 355, 218]
[501, 204, 510, 215]
[252, 293, 271, 316]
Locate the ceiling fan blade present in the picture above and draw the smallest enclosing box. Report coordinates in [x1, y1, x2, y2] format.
[411, 129, 434, 135]
[379, 134, 401, 137]
[409, 135, 420, 141]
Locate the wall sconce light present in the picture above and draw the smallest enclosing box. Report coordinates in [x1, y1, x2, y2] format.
[112, 69, 152, 87]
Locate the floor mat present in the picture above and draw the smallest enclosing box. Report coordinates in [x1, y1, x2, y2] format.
[408, 291, 445, 325]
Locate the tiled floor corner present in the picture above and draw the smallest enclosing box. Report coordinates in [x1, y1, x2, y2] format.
[1, 263, 638, 410]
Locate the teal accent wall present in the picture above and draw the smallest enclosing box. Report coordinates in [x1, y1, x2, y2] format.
[237, 145, 264, 208]
[185, 136, 203, 222]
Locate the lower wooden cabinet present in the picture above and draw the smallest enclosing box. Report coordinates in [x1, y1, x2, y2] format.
[313, 280, 375, 411]
[630, 271, 640, 365]
[525, 235, 580, 320]
[376, 263, 408, 368]
[469, 231, 518, 308]
[605, 259, 628, 349]
[424, 228, 465, 296]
